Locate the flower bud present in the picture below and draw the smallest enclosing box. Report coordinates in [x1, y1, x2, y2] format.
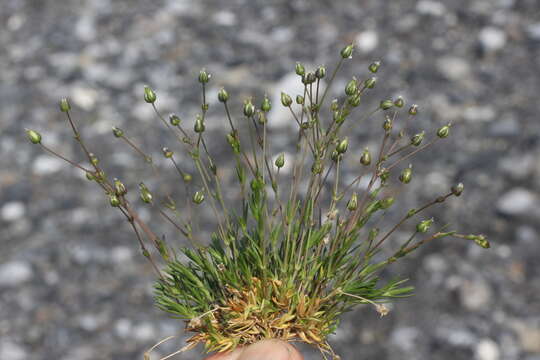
[380, 197, 395, 209]
[340, 44, 354, 59]
[345, 78, 358, 96]
[416, 218, 434, 233]
[280, 92, 292, 107]
[256, 110, 267, 125]
[169, 114, 181, 126]
[399, 166, 413, 184]
[408, 104, 418, 115]
[380, 99, 394, 110]
[162, 147, 173, 158]
[383, 116, 393, 131]
[183, 173, 192, 182]
[451, 182, 464, 196]
[304, 72, 316, 84]
[330, 99, 339, 111]
[86, 171, 95, 181]
[336, 138, 349, 154]
[379, 168, 390, 182]
[144, 86, 156, 103]
[198, 69, 210, 84]
[194, 115, 205, 133]
[275, 153, 285, 168]
[139, 183, 153, 204]
[437, 123, 451, 138]
[410, 131, 425, 146]
[468, 234, 490, 249]
[331, 150, 341, 162]
[360, 148, 371, 166]
[89, 153, 99, 166]
[311, 160, 323, 174]
[315, 65, 326, 79]
[261, 96, 271, 112]
[109, 195, 121, 207]
[296, 95, 304, 105]
[193, 191, 205, 204]
[59, 98, 71, 112]
[217, 88, 229, 103]
[394, 96, 404, 108]
[364, 77, 377, 89]
[368, 61, 381, 73]
[347, 192, 358, 211]
[348, 94, 361, 107]
[114, 178, 127, 196]
[26, 129, 42, 144]
[112, 126, 124, 138]
[243, 99, 255, 117]
[368, 228, 380, 241]
[295, 62, 305, 76]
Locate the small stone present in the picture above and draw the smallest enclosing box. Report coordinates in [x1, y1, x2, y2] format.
[478, 27, 507, 52]
[496, 187, 538, 216]
[78, 314, 100, 332]
[33, 155, 64, 175]
[0, 340, 27, 360]
[0, 261, 33, 287]
[110, 246, 133, 263]
[390, 327, 420, 351]
[510, 320, 540, 353]
[475, 338, 500, 360]
[526, 23, 540, 41]
[72, 86, 99, 111]
[133, 322, 155, 342]
[1, 201, 26, 222]
[459, 277, 492, 311]
[114, 318, 132, 339]
[437, 57, 471, 81]
[355, 30, 379, 53]
[212, 10, 236, 26]
[489, 117, 519, 137]
[416, 1, 446, 16]
[463, 106, 496, 122]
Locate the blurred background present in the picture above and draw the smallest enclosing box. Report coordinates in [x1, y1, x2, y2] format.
[1, 0, 539, 359]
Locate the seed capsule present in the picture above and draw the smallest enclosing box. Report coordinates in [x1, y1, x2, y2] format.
[26, 129, 42, 144]
[89, 153, 99, 166]
[304, 72, 316, 84]
[348, 94, 361, 107]
[162, 147, 173, 158]
[280, 92, 293, 107]
[360, 148, 371, 166]
[410, 131, 425, 146]
[217, 88, 229, 103]
[380, 99, 394, 110]
[331, 150, 341, 162]
[193, 191, 205, 204]
[169, 114, 181, 126]
[109, 195, 121, 207]
[380, 197, 395, 209]
[368, 61, 381, 73]
[469, 234, 490, 249]
[295, 62, 305, 76]
[336, 138, 349, 154]
[242, 99, 255, 117]
[451, 182, 464, 196]
[194, 115, 205, 133]
[330, 99, 339, 111]
[198, 69, 210, 84]
[315, 65, 326, 79]
[144, 86, 156, 103]
[437, 123, 451, 138]
[383, 116, 393, 131]
[394, 96, 404, 108]
[345, 78, 358, 96]
[416, 219, 434, 233]
[409, 104, 418, 115]
[296, 95, 304, 105]
[347, 192, 358, 211]
[183, 173, 192, 183]
[364, 77, 377, 89]
[275, 153, 285, 168]
[139, 183, 153, 204]
[340, 44, 354, 58]
[261, 96, 271, 112]
[59, 98, 71, 112]
[114, 178, 127, 196]
[399, 166, 413, 184]
[112, 126, 124, 138]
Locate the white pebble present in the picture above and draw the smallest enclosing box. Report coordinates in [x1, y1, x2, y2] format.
[355, 30, 379, 53]
[496, 187, 538, 216]
[33, 154, 65, 175]
[1, 201, 26, 222]
[133, 322, 155, 342]
[475, 338, 500, 360]
[72, 86, 99, 111]
[0, 261, 33, 287]
[416, 1, 446, 16]
[479, 27, 507, 52]
[0, 341, 27, 360]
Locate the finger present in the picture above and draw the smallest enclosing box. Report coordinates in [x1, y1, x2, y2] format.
[204, 347, 243, 360]
[237, 339, 304, 360]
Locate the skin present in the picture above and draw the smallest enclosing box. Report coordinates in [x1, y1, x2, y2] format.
[204, 339, 304, 360]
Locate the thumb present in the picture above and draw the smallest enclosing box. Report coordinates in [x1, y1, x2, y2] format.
[237, 339, 303, 360]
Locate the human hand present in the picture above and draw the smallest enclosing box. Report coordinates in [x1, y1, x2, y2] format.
[203, 339, 303, 360]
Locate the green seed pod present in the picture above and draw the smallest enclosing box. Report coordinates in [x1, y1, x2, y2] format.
[256, 110, 267, 125]
[142, 249, 150, 258]
[304, 72, 316, 84]
[296, 95, 304, 105]
[451, 182, 464, 196]
[368, 61, 381, 73]
[109, 195, 121, 207]
[336, 137, 349, 154]
[162, 147, 173, 158]
[198, 69, 210, 84]
[399, 166, 413, 184]
[261, 96, 271, 112]
[380, 99, 394, 110]
[183, 173, 192, 183]
[144, 86, 156, 103]
[406, 208, 417, 218]
[347, 192, 358, 211]
[275, 153, 285, 168]
[340, 44, 354, 58]
[86, 171, 95, 181]
[114, 178, 127, 196]
[360, 148, 371, 166]
[331, 150, 341, 162]
[471, 234, 490, 249]
[364, 77, 377, 89]
[368, 228, 380, 241]
[383, 116, 393, 131]
[345, 78, 358, 96]
[112, 126, 124, 138]
[226, 132, 240, 154]
[379, 168, 390, 182]
[217, 88, 229, 103]
[437, 123, 451, 138]
[89, 153, 99, 166]
[411, 131, 425, 146]
[394, 96, 404, 108]
[193, 191, 205, 204]
[348, 94, 361, 107]
[416, 218, 434, 233]
[139, 183, 153, 204]
[194, 115, 205, 133]
[59, 98, 71, 112]
[243, 99, 255, 117]
[380, 197, 395, 209]
[315, 65, 326, 79]
[295, 62, 305, 77]
[409, 104, 418, 115]
[26, 129, 42, 144]
[280, 92, 293, 107]
[169, 114, 181, 126]
[311, 160, 323, 174]
[330, 99, 339, 111]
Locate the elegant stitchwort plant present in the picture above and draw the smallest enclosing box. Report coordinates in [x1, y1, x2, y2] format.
[27, 44, 489, 359]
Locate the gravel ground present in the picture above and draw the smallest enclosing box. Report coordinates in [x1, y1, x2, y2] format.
[1, 1, 540, 359]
